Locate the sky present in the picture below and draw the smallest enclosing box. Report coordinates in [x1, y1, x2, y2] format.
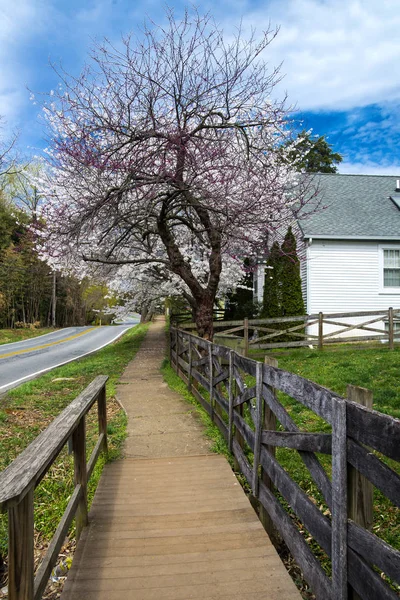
[0, 0, 399, 175]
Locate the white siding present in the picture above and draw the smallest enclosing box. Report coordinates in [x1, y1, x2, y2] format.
[306, 240, 400, 338]
[254, 264, 265, 304]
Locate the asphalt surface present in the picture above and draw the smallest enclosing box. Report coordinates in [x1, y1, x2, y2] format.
[0, 323, 138, 393]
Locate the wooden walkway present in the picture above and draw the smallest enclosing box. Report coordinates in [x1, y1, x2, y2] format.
[61, 455, 300, 599]
[61, 321, 301, 600]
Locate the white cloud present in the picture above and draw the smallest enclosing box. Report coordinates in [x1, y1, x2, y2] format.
[340, 162, 400, 175]
[224, 0, 400, 112]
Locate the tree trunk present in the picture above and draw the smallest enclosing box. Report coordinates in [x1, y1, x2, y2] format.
[193, 294, 214, 340]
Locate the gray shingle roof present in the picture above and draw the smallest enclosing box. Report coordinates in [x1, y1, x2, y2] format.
[298, 173, 400, 239]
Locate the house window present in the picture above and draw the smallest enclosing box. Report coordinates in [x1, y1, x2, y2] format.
[383, 249, 400, 287]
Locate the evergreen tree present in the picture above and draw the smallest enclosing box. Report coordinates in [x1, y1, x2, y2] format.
[284, 130, 343, 173]
[261, 242, 282, 319]
[280, 227, 305, 317]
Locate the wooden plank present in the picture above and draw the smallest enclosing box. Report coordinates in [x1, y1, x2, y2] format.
[258, 429, 399, 600]
[389, 307, 394, 350]
[261, 431, 332, 453]
[234, 353, 257, 376]
[348, 521, 400, 586]
[87, 433, 106, 481]
[346, 401, 400, 461]
[252, 363, 263, 496]
[209, 342, 214, 421]
[213, 388, 229, 417]
[347, 386, 373, 542]
[233, 386, 257, 408]
[8, 486, 34, 600]
[322, 315, 387, 338]
[260, 355, 278, 540]
[331, 399, 347, 600]
[73, 417, 88, 541]
[62, 454, 301, 600]
[178, 370, 211, 415]
[232, 439, 333, 599]
[176, 355, 189, 374]
[243, 318, 249, 356]
[213, 369, 229, 386]
[192, 356, 208, 368]
[347, 439, 400, 509]
[254, 340, 314, 349]
[228, 351, 234, 453]
[0, 376, 108, 511]
[233, 365, 246, 394]
[262, 382, 333, 508]
[191, 368, 209, 391]
[188, 336, 193, 392]
[218, 325, 245, 335]
[261, 364, 400, 461]
[97, 384, 108, 457]
[34, 485, 83, 600]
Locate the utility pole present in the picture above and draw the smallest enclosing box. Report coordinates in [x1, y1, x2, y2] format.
[52, 271, 56, 328]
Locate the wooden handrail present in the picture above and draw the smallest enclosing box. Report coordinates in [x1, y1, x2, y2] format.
[0, 375, 109, 600]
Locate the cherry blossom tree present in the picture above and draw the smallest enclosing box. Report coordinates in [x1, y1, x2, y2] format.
[40, 9, 316, 338]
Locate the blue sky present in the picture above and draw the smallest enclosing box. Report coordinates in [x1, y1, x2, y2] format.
[1, 0, 400, 174]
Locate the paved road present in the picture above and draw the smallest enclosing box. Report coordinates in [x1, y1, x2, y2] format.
[0, 323, 138, 393]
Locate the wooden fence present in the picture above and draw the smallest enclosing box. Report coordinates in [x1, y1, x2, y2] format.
[177, 308, 400, 352]
[0, 375, 108, 600]
[170, 326, 400, 600]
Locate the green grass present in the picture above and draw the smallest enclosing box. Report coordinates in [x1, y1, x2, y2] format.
[0, 323, 149, 557]
[0, 327, 57, 345]
[251, 343, 400, 419]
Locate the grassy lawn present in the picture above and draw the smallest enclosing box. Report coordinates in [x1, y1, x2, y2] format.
[250, 343, 400, 419]
[0, 323, 149, 574]
[0, 327, 57, 345]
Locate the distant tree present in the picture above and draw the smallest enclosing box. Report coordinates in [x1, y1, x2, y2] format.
[280, 226, 305, 317]
[261, 241, 282, 319]
[285, 130, 343, 173]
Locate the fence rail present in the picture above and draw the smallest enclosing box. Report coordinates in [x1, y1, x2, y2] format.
[177, 308, 400, 352]
[0, 375, 109, 600]
[170, 326, 400, 600]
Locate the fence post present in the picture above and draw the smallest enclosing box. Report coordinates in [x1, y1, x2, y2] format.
[332, 398, 348, 600]
[97, 383, 108, 457]
[8, 487, 34, 600]
[244, 317, 249, 357]
[209, 341, 214, 421]
[318, 312, 324, 350]
[347, 385, 374, 600]
[73, 417, 88, 541]
[188, 335, 193, 392]
[388, 307, 394, 350]
[228, 350, 234, 453]
[252, 362, 263, 497]
[259, 355, 278, 541]
[174, 328, 178, 373]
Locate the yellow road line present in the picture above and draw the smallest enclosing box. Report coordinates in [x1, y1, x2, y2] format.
[0, 328, 98, 360]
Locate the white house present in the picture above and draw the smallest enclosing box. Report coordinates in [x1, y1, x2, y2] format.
[255, 173, 400, 337]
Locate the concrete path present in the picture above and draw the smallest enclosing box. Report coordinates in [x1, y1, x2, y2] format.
[61, 319, 301, 600]
[117, 319, 212, 458]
